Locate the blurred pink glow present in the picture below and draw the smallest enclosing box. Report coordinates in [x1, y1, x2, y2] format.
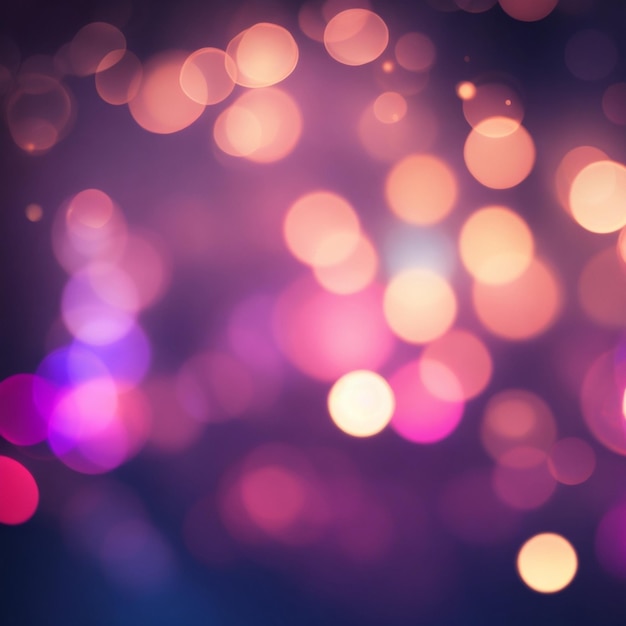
[462, 82, 524, 131]
[128, 51, 205, 134]
[0, 374, 53, 446]
[498, 0, 558, 21]
[95, 50, 142, 105]
[602, 83, 626, 126]
[0, 456, 39, 525]
[595, 501, 626, 579]
[273, 276, 394, 381]
[548, 437, 596, 486]
[69, 22, 126, 76]
[180, 48, 235, 105]
[394, 32, 436, 72]
[580, 350, 626, 456]
[389, 358, 464, 444]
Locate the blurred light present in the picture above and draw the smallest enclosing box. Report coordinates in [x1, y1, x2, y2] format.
[422, 329, 492, 400]
[394, 32, 436, 72]
[456, 81, 476, 100]
[595, 502, 626, 579]
[578, 247, 626, 327]
[0, 456, 39, 525]
[273, 276, 393, 381]
[179, 48, 235, 105]
[390, 358, 464, 443]
[128, 50, 205, 134]
[554, 145, 608, 213]
[498, 0, 558, 21]
[227, 23, 299, 88]
[6, 72, 74, 154]
[69, 22, 126, 76]
[548, 437, 596, 486]
[462, 82, 523, 131]
[481, 389, 557, 463]
[464, 118, 535, 189]
[472, 257, 561, 340]
[373, 91, 407, 123]
[213, 87, 302, 162]
[95, 50, 142, 105]
[383, 268, 457, 344]
[564, 29, 617, 81]
[455, 0, 497, 12]
[385, 153, 457, 224]
[517, 533, 578, 593]
[373, 56, 430, 94]
[324, 9, 389, 66]
[0, 374, 52, 446]
[298, 2, 326, 42]
[327, 370, 395, 437]
[313, 233, 378, 294]
[580, 350, 626, 456]
[25, 203, 43, 222]
[283, 190, 361, 267]
[602, 83, 626, 126]
[569, 160, 626, 234]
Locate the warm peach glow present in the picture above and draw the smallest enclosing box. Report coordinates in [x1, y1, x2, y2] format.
[180, 48, 236, 105]
[373, 91, 407, 123]
[324, 9, 389, 66]
[569, 160, 626, 233]
[313, 233, 378, 294]
[456, 81, 476, 100]
[95, 51, 142, 106]
[422, 329, 492, 400]
[128, 51, 205, 134]
[472, 258, 561, 340]
[459, 206, 534, 284]
[464, 119, 535, 189]
[517, 533, 578, 593]
[462, 83, 523, 131]
[383, 268, 457, 344]
[228, 23, 299, 88]
[328, 370, 395, 437]
[283, 191, 361, 267]
[213, 87, 302, 163]
[385, 153, 457, 224]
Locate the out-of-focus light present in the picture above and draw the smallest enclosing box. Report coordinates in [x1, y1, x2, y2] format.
[0, 374, 52, 446]
[95, 50, 142, 105]
[548, 437, 596, 486]
[384, 268, 456, 344]
[273, 277, 393, 381]
[213, 87, 302, 162]
[472, 257, 561, 340]
[498, 0, 558, 21]
[298, 2, 326, 42]
[373, 91, 407, 123]
[459, 205, 534, 285]
[602, 83, 626, 126]
[394, 32, 436, 72]
[422, 329, 492, 400]
[464, 118, 535, 189]
[227, 23, 298, 88]
[327, 370, 395, 437]
[313, 233, 378, 294]
[554, 146, 608, 213]
[179, 48, 235, 105]
[389, 358, 464, 443]
[481, 389, 557, 463]
[324, 9, 389, 66]
[6, 73, 74, 154]
[462, 83, 523, 131]
[578, 247, 626, 327]
[564, 29, 617, 81]
[569, 160, 626, 234]
[595, 502, 626, 579]
[69, 22, 125, 76]
[25, 203, 43, 222]
[580, 350, 626, 456]
[517, 533, 578, 593]
[0, 456, 39, 525]
[456, 81, 476, 100]
[128, 51, 205, 134]
[385, 153, 457, 225]
[455, 0, 497, 12]
[283, 190, 361, 267]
